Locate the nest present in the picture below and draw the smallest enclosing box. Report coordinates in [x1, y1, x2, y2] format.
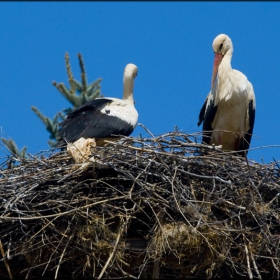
[0, 131, 279, 279]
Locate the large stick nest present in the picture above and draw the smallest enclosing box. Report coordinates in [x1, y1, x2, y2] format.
[0, 131, 279, 279]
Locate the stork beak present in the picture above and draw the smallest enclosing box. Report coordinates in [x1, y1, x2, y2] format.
[211, 53, 223, 89]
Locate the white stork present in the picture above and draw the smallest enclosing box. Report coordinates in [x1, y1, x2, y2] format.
[57, 63, 138, 163]
[198, 34, 256, 156]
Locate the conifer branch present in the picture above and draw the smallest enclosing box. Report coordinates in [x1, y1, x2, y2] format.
[31, 107, 63, 141]
[1, 138, 27, 159]
[32, 52, 102, 147]
[78, 53, 87, 100]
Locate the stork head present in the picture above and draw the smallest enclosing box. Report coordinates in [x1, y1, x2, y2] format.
[211, 34, 233, 88]
[124, 63, 138, 81]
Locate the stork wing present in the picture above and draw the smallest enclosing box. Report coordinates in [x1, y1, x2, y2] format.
[237, 98, 256, 155]
[198, 92, 217, 145]
[198, 98, 207, 127]
[57, 98, 134, 147]
[66, 99, 113, 118]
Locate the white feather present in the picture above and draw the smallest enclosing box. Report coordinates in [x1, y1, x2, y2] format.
[205, 34, 256, 151]
[99, 98, 138, 127]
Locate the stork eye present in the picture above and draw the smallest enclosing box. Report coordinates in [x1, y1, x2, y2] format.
[219, 43, 223, 51]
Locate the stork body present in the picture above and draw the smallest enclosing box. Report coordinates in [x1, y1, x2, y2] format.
[198, 34, 256, 156]
[57, 63, 138, 148]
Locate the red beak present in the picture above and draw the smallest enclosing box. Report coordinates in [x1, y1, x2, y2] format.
[211, 53, 223, 89]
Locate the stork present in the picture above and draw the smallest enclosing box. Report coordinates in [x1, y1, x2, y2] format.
[57, 63, 138, 163]
[198, 34, 256, 156]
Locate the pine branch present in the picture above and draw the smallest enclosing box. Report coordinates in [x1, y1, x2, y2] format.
[1, 138, 27, 160]
[65, 52, 76, 95]
[52, 53, 102, 108]
[31, 106, 51, 127]
[86, 78, 103, 100]
[68, 78, 82, 94]
[32, 52, 102, 147]
[78, 53, 87, 98]
[48, 139, 58, 147]
[31, 107, 63, 141]
[52, 82, 81, 107]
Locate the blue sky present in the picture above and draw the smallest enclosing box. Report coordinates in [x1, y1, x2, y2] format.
[0, 2, 279, 163]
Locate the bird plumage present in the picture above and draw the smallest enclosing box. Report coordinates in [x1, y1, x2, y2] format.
[198, 34, 256, 156]
[57, 63, 138, 148]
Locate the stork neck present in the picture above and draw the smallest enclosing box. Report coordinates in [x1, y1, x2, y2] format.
[123, 76, 134, 104]
[219, 51, 233, 76]
[214, 50, 236, 103]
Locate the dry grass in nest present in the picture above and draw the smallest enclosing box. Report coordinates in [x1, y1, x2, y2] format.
[0, 130, 279, 279]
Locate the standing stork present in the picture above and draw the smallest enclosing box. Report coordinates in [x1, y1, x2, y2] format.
[198, 34, 256, 156]
[57, 63, 138, 163]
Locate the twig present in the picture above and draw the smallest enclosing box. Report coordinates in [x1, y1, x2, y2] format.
[244, 240, 253, 279]
[0, 196, 127, 220]
[97, 219, 124, 279]
[249, 243, 262, 280]
[138, 123, 156, 139]
[0, 239, 13, 279]
[55, 234, 74, 279]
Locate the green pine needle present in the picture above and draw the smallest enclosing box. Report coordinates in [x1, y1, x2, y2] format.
[32, 52, 102, 147]
[1, 138, 27, 159]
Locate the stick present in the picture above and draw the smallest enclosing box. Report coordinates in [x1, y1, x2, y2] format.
[0, 239, 13, 279]
[97, 222, 124, 279]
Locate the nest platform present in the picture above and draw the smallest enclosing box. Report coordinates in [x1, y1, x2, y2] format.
[0, 132, 279, 279]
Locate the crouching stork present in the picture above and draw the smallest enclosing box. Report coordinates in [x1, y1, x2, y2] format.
[57, 63, 139, 163]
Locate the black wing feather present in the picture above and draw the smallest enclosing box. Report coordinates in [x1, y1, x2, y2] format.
[198, 98, 207, 127]
[57, 98, 134, 147]
[66, 98, 113, 118]
[237, 99, 256, 156]
[198, 94, 217, 145]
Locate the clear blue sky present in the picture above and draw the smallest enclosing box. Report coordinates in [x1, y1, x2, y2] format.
[0, 2, 279, 163]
